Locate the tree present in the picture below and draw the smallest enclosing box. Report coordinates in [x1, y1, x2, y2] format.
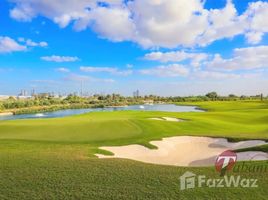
[228, 94, 237, 98]
[205, 92, 218, 100]
[0, 102, 4, 111]
[8, 96, 16, 101]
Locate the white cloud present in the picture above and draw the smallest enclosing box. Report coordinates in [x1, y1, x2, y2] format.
[55, 67, 70, 73]
[144, 51, 208, 67]
[0, 36, 27, 53]
[194, 70, 241, 79]
[75, 6, 135, 42]
[80, 66, 132, 76]
[64, 74, 90, 82]
[243, 1, 268, 44]
[18, 37, 48, 47]
[197, 0, 246, 46]
[139, 78, 268, 96]
[0, 36, 47, 54]
[126, 64, 133, 68]
[8, 0, 268, 48]
[26, 39, 48, 47]
[139, 64, 189, 77]
[10, 2, 36, 22]
[245, 31, 264, 44]
[41, 55, 79, 62]
[206, 46, 268, 71]
[127, 0, 208, 48]
[9, 0, 123, 27]
[64, 73, 115, 83]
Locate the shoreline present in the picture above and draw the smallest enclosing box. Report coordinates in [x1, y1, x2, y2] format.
[106, 105, 129, 108]
[0, 112, 13, 116]
[0, 103, 166, 116]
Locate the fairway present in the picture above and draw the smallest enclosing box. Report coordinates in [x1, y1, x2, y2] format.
[0, 101, 268, 199]
[1, 101, 268, 145]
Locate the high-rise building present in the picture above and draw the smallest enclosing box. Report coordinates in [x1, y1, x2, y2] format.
[133, 90, 140, 98]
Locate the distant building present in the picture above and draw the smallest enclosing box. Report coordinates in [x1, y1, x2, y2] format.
[19, 90, 27, 96]
[17, 90, 33, 99]
[133, 90, 140, 98]
[17, 95, 32, 100]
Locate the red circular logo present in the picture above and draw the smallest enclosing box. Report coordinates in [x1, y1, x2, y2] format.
[215, 150, 237, 174]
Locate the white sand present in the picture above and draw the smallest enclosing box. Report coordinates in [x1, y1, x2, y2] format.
[150, 117, 183, 122]
[95, 136, 268, 167]
[0, 112, 13, 116]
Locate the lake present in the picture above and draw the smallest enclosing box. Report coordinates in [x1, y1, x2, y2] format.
[0, 104, 202, 121]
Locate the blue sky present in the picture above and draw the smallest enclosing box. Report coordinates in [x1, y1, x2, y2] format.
[0, 0, 268, 96]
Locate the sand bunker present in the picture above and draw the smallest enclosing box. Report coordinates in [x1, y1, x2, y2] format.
[150, 117, 183, 122]
[95, 136, 268, 167]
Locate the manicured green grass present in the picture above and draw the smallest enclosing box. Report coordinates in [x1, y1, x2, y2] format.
[0, 101, 268, 199]
[1, 101, 268, 146]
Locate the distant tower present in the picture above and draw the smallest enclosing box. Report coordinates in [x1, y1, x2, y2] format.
[31, 89, 35, 96]
[133, 90, 140, 98]
[80, 81, 83, 97]
[20, 89, 27, 96]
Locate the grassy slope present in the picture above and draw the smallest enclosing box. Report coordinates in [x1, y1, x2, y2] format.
[0, 101, 268, 145]
[0, 101, 268, 199]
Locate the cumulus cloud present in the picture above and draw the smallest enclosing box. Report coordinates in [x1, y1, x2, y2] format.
[128, 0, 208, 48]
[0, 36, 27, 53]
[18, 37, 48, 47]
[9, 0, 123, 27]
[41, 55, 79, 62]
[197, 0, 246, 46]
[8, 0, 268, 48]
[206, 46, 268, 71]
[144, 51, 208, 67]
[55, 67, 70, 73]
[139, 64, 189, 77]
[243, 1, 268, 44]
[245, 31, 264, 44]
[27, 39, 48, 47]
[75, 6, 135, 42]
[0, 36, 48, 53]
[80, 66, 132, 76]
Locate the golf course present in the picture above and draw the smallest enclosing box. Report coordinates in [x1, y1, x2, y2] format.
[0, 101, 268, 199]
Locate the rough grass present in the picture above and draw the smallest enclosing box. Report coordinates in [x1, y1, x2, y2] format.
[0, 101, 268, 199]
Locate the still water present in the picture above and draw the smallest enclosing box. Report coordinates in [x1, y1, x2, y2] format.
[0, 104, 202, 121]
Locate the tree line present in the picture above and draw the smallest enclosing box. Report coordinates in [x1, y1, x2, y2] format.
[0, 92, 266, 114]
